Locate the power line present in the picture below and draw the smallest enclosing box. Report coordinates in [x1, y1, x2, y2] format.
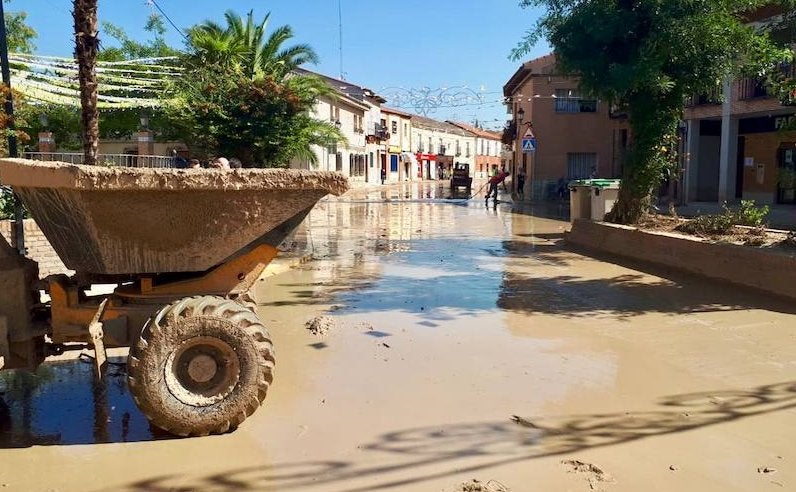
[147, 0, 188, 41]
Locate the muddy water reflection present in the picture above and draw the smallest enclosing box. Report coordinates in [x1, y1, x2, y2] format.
[0, 358, 160, 446]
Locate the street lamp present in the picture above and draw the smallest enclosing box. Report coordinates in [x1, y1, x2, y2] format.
[517, 107, 525, 126]
[139, 112, 150, 130]
[39, 113, 49, 131]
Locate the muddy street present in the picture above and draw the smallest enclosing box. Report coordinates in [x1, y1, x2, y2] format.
[1, 183, 795, 492]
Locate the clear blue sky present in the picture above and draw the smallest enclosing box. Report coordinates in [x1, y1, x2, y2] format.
[8, 0, 550, 129]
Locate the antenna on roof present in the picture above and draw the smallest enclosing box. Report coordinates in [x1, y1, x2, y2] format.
[338, 0, 346, 80]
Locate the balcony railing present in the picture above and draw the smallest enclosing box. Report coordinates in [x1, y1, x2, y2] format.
[370, 123, 389, 140]
[23, 152, 175, 168]
[737, 77, 769, 100]
[686, 86, 722, 107]
[554, 98, 597, 113]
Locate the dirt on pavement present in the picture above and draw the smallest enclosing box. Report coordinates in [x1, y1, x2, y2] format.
[0, 182, 794, 491]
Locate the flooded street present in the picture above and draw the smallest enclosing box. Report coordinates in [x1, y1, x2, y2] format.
[1, 183, 795, 491]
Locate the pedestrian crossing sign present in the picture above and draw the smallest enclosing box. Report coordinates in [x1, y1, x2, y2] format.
[522, 137, 537, 153]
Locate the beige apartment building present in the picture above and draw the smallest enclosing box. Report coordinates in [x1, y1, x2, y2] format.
[503, 54, 628, 199]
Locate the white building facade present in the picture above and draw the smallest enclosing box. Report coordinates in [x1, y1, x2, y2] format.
[411, 115, 475, 181]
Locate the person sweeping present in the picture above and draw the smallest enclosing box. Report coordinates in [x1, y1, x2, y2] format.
[485, 168, 509, 205]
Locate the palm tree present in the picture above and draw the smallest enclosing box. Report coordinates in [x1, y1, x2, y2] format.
[72, 0, 99, 166]
[188, 10, 319, 81]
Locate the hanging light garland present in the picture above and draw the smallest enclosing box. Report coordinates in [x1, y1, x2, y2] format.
[7, 53, 181, 108]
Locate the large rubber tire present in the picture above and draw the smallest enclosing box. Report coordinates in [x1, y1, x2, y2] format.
[127, 296, 274, 437]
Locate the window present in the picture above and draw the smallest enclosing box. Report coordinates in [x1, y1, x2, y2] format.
[455, 140, 461, 156]
[417, 133, 423, 152]
[567, 152, 597, 179]
[391, 121, 398, 134]
[404, 123, 408, 136]
[349, 154, 366, 177]
[438, 138, 443, 154]
[480, 139, 484, 155]
[555, 89, 597, 113]
[336, 152, 343, 172]
[353, 114, 363, 133]
[466, 142, 470, 157]
[428, 137, 433, 153]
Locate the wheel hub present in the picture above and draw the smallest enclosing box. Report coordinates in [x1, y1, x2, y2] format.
[165, 336, 241, 407]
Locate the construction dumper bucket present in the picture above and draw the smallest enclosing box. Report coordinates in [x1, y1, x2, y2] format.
[0, 159, 349, 274]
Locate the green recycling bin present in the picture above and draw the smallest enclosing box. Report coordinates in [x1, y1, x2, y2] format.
[568, 179, 621, 222]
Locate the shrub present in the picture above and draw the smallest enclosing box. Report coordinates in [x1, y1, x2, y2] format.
[675, 205, 735, 236]
[734, 200, 769, 227]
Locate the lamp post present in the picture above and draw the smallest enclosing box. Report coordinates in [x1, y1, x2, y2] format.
[516, 107, 525, 196]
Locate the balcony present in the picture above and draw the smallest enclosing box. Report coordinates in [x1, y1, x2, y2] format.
[367, 123, 390, 142]
[737, 77, 769, 100]
[554, 98, 597, 113]
[686, 87, 722, 107]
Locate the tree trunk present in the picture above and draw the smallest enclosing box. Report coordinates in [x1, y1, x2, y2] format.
[605, 92, 682, 224]
[73, 0, 99, 166]
[606, 179, 650, 224]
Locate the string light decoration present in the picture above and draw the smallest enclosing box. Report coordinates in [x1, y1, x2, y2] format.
[378, 85, 493, 116]
[8, 53, 181, 108]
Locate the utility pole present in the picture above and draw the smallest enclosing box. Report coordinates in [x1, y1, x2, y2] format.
[0, 1, 25, 255]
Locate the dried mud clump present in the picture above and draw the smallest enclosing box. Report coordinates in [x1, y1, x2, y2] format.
[458, 479, 509, 492]
[561, 459, 615, 489]
[305, 316, 336, 336]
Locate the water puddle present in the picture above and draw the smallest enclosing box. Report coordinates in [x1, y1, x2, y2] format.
[0, 356, 162, 447]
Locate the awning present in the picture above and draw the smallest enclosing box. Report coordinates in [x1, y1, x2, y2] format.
[401, 152, 416, 164]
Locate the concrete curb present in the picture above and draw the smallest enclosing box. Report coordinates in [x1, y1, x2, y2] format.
[566, 219, 796, 301]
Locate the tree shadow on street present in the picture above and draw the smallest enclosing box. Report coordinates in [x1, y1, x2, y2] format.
[108, 380, 796, 491]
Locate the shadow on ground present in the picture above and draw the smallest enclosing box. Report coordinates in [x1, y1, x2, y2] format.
[107, 380, 796, 491]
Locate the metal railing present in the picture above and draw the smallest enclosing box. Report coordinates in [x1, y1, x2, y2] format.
[23, 152, 175, 168]
[737, 77, 769, 100]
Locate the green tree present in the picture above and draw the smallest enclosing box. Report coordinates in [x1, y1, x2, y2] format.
[189, 10, 319, 81]
[514, 0, 795, 223]
[168, 10, 342, 167]
[99, 14, 179, 61]
[5, 0, 37, 53]
[97, 15, 180, 142]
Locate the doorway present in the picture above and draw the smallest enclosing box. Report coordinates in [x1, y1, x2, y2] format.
[778, 145, 796, 204]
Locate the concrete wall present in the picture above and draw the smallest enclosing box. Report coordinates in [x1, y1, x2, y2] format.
[0, 219, 71, 278]
[567, 219, 796, 301]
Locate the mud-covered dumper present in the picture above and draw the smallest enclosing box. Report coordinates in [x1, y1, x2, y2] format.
[0, 159, 348, 436]
[450, 162, 472, 193]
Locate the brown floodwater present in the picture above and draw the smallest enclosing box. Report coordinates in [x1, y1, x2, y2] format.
[1, 182, 794, 491]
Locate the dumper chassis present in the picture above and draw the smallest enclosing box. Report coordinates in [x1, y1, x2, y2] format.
[0, 159, 347, 436]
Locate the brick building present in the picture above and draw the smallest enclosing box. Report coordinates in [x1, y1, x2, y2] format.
[503, 54, 627, 199]
[683, 6, 795, 205]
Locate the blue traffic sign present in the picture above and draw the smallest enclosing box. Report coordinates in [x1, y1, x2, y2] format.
[522, 137, 537, 153]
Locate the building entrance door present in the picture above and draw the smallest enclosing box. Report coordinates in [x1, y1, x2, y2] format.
[777, 145, 796, 204]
